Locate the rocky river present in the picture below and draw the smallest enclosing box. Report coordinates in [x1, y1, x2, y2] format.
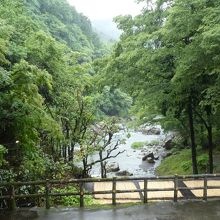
[88, 124, 170, 177]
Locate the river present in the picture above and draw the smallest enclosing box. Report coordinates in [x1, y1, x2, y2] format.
[87, 126, 167, 177]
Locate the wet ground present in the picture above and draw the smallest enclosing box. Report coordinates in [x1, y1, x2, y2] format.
[1, 201, 220, 220]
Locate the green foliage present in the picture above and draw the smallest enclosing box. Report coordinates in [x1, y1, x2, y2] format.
[51, 186, 95, 206]
[156, 149, 209, 175]
[98, 0, 220, 174]
[131, 140, 160, 149]
[197, 154, 209, 172]
[156, 149, 192, 175]
[131, 141, 146, 149]
[20, 150, 49, 180]
[0, 145, 7, 167]
[24, 0, 103, 55]
[2, 0, 220, 187]
[19, 149, 72, 180]
[181, 153, 209, 173]
[0, 169, 16, 182]
[0, 0, 108, 182]
[95, 86, 133, 117]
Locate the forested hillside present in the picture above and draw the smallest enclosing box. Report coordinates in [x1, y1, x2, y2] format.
[1, 0, 220, 195]
[0, 0, 132, 184]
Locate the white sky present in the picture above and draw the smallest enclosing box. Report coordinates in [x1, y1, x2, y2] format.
[67, 0, 144, 20]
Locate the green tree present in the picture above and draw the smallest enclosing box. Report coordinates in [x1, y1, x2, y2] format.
[100, 0, 220, 174]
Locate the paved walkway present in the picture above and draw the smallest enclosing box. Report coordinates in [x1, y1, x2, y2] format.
[1, 201, 220, 220]
[93, 179, 220, 203]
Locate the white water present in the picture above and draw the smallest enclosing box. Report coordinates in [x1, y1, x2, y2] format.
[88, 129, 166, 177]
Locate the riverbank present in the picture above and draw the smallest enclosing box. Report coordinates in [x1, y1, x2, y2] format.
[156, 148, 220, 176]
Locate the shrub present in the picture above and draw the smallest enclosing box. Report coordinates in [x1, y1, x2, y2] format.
[51, 186, 95, 206]
[131, 142, 145, 149]
[0, 145, 7, 167]
[197, 154, 209, 172]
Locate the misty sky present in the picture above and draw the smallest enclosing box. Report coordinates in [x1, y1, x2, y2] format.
[67, 0, 144, 20]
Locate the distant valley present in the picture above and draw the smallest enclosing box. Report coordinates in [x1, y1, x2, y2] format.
[92, 19, 121, 42]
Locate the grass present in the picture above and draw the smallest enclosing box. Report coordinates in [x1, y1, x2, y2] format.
[156, 149, 192, 175]
[131, 140, 161, 149]
[156, 148, 209, 176]
[131, 142, 146, 149]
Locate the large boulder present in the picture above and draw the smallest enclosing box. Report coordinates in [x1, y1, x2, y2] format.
[106, 162, 120, 173]
[163, 139, 173, 150]
[142, 152, 159, 161]
[147, 157, 155, 163]
[141, 127, 161, 135]
[116, 170, 133, 176]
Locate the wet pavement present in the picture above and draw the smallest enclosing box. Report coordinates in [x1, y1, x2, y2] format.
[1, 201, 220, 220]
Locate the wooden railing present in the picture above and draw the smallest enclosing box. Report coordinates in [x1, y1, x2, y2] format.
[1, 174, 220, 210]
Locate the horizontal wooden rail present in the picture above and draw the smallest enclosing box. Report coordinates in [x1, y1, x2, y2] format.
[1, 174, 220, 186]
[1, 174, 220, 210]
[14, 194, 46, 199]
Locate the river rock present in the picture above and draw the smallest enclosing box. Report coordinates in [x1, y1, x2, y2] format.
[163, 139, 173, 150]
[147, 157, 155, 163]
[141, 148, 148, 153]
[106, 162, 120, 172]
[116, 170, 133, 176]
[141, 127, 161, 135]
[161, 151, 172, 158]
[142, 152, 159, 161]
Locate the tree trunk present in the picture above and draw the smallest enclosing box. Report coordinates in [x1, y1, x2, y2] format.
[206, 107, 213, 173]
[63, 145, 67, 162]
[68, 141, 75, 161]
[99, 151, 104, 178]
[103, 162, 107, 178]
[67, 145, 70, 161]
[99, 151, 107, 178]
[188, 97, 198, 174]
[207, 126, 213, 173]
[82, 158, 87, 178]
[194, 106, 214, 173]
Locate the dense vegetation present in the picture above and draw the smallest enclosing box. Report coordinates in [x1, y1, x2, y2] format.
[96, 0, 220, 175]
[0, 0, 132, 185]
[1, 0, 220, 208]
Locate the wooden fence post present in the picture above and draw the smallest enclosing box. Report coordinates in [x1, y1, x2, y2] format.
[144, 179, 148, 203]
[203, 175, 208, 201]
[9, 184, 16, 211]
[174, 175, 178, 202]
[45, 180, 50, 209]
[80, 182, 84, 208]
[112, 177, 116, 206]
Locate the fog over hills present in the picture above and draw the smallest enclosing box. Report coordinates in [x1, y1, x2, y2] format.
[92, 19, 121, 42]
[67, 0, 145, 43]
